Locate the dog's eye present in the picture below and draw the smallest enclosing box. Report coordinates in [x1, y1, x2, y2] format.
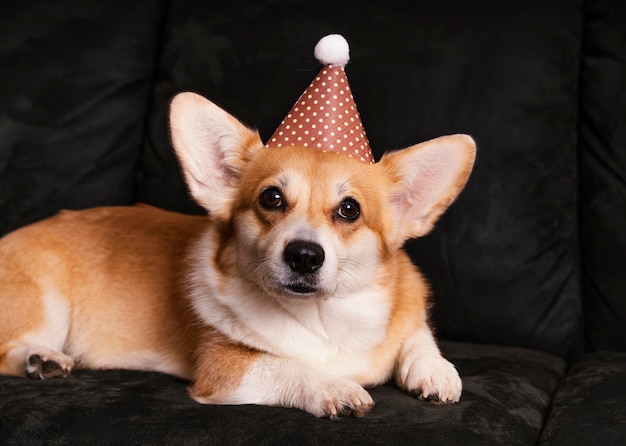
[259, 187, 284, 210]
[337, 197, 360, 221]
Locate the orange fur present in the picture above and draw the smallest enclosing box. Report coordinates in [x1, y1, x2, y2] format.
[190, 330, 262, 403]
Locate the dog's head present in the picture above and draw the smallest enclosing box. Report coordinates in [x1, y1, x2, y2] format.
[170, 92, 475, 300]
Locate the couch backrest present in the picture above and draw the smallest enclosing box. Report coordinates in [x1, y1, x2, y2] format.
[0, 1, 163, 235]
[137, 0, 587, 358]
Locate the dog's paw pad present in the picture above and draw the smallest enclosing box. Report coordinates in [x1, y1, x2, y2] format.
[28, 354, 42, 366]
[25, 350, 74, 379]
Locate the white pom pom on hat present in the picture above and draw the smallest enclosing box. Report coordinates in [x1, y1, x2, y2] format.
[314, 34, 350, 67]
[266, 34, 374, 164]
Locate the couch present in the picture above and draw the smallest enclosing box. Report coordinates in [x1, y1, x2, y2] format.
[1, 0, 625, 444]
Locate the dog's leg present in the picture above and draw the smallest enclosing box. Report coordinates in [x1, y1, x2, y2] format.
[0, 278, 74, 379]
[190, 340, 374, 419]
[235, 355, 375, 419]
[395, 326, 462, 403]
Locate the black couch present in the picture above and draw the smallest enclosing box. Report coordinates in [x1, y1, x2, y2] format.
[1, 1, 625, 444]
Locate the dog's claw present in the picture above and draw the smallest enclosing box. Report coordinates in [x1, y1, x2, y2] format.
[326, 398, 375, 420]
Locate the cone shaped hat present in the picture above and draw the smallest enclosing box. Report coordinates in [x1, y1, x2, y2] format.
[266, 34, 374, 164]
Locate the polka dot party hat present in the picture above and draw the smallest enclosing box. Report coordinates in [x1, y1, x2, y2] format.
[266, 34, 374, 164]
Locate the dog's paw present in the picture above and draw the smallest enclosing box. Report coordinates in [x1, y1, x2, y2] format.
[303, 377, 375, 420]
[396, 355, 462, 404]
[25, 348, 74, 379]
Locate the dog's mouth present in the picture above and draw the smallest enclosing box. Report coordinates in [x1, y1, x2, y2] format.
[285, 283, 318, 296]
[263, 277, 322, 299]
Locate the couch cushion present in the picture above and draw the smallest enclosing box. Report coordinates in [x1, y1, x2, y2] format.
[137, 0, 584, 358]
[0, 341, 565, 445]
[578, 0, 626, 351]
[538, 351, 626, 445]
[0, 1, 162, 236]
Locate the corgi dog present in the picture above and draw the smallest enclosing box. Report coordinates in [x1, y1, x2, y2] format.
[0, 92, 475, 419]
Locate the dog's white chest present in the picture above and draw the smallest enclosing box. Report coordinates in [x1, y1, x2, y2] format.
[273, 291, 390, 363]
[191, 274, 391, 376]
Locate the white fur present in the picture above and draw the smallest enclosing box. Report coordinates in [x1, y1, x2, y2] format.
[217, 355, 374, 418]
[20, 289, 70, 351]
[396, 327, 462, 403]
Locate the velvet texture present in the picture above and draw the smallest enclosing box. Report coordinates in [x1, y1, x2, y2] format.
[578, 0, 626, 352]
[0, 342, 565, 446]
[0, 0, 162, 236]
[539, 351, 626, 445]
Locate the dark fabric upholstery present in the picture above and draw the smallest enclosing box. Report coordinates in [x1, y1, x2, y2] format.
[538, 351, 626, 445]
[0, 0, 162, 236]
[0, 342, 565, 446]
[578, 0, 626, 352]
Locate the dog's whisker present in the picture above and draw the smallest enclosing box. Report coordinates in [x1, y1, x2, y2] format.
[337, 267, 361, 292]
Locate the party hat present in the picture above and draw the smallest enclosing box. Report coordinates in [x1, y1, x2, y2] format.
[266, 34, 374, 164]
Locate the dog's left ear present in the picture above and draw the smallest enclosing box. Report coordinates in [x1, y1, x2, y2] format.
[169, 92, 264, 218]
[378, 134, 476, 243]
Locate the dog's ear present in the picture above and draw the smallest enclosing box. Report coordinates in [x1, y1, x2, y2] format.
[169, 92, 264, 218]
[378, 134, 476, 243]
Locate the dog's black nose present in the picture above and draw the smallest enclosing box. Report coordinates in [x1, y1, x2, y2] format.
[283, 241, 325, 274]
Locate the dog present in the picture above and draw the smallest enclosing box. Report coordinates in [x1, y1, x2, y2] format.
[0, 92, 475, 418]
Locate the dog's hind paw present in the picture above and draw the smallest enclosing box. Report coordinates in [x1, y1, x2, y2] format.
[25, 349, 74, 379]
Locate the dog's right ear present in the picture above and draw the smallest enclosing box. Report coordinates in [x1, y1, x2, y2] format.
[169, 92, 264, 218]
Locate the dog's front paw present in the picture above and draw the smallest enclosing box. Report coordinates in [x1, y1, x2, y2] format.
[396, 355, 462, 404]
[303, 377, 375, 420]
